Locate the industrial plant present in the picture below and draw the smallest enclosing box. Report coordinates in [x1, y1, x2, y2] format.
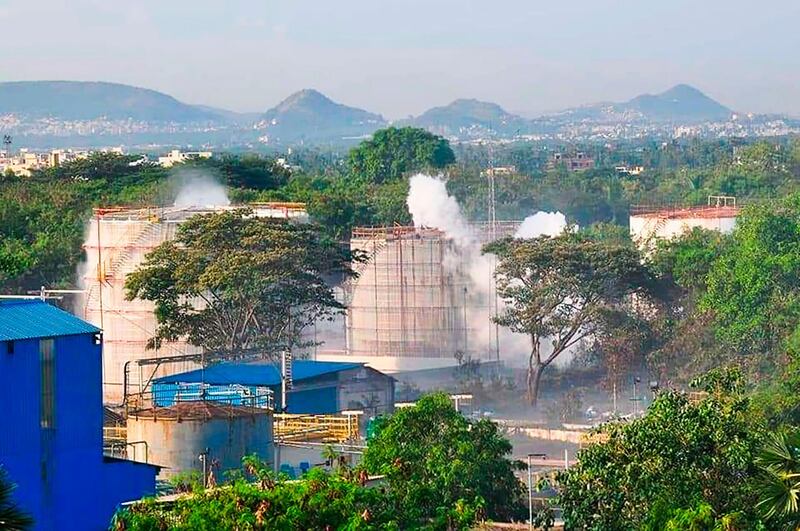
[80, 202, 309, 401]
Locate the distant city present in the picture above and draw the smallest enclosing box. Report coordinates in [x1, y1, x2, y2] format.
[1, 81, 799, 151]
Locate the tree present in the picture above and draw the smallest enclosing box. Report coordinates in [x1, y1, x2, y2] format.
[347, 127, 455, 183]
[555, 369, 765, 530]
[125, 209, 354, 356]
[487, 233, 656, 406]
[754, 429, 800, 530]
[361, 393, 526, 526]
[701, 195, 800, 359]
[0, 467, 33, 530]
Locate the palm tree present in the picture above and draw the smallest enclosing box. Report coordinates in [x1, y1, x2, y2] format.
[0, 467, 33, 531]
[756, 429, 800, 531]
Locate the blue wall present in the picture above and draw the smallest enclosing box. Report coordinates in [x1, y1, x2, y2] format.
[0, 333, 157, 530]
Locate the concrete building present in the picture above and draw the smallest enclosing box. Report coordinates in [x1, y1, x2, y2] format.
[157, 149, 213, 167]
[630, 197, 739, 246]
[151, 360, 395, 417]
[552, 152, 595, 171]
[0, 300, 158, 531]
[80, 203, 309, 402]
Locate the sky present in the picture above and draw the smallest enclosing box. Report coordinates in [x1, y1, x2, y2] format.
[1, 0, 798, 119]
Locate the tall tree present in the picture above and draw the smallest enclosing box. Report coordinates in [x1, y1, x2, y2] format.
[347, 127, 455, 183]
[361, 393, 526, 525]
[702, 196, 800, 359]
[125, 209, 355, 357]
[487, 233, 655, 406]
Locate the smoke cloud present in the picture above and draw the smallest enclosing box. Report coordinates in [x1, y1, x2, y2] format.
[514, 211, 567, 239]
[406, 173, 572, 367]
[172, 168, 230, 207]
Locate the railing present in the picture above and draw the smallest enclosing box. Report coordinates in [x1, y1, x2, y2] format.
[274, 412, 362, 443]
[126, 384, 274, 417]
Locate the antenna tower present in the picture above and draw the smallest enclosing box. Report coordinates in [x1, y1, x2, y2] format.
[2, 135, 11, 155]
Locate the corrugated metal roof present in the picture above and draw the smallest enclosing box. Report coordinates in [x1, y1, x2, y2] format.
[0, 300, 100, 341]
[154, 360, 365, 386]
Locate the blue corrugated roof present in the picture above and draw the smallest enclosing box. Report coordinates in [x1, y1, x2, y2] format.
[154, 360, 365, 386]
[0, 300, 100, 341]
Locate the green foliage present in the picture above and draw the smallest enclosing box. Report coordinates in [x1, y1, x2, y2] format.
[361, 393, 526, 525]
[487, 233, 656, 405]
[556, 382, 765, 531]
[650, 227, 729, 294]
[701, 195, 800, 358]
[0, 467, 33, 530]
[115, 468, 396, 531]
[347, 127, 455, 183]
[184, 154, 291, 191]
[754, 429, 800, 530]
[125, 210, 354, 355]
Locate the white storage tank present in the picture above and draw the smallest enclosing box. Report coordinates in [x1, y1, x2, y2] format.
[126, 402, 273, 479]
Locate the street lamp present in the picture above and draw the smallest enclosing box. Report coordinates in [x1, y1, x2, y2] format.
[527, 453, 547, 531]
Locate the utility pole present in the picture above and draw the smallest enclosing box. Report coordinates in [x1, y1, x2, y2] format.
[527, 452, 547, 531]
[486, 136, 501, 365]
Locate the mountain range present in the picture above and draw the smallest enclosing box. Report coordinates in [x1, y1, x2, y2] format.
[0, 80, 785, 146]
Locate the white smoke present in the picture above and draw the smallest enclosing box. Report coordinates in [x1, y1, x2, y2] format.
[514, 211, 567, 239]
[407, 174, 475, 248]
[172, 169, 230, 207]
[406, 173, 571, 367]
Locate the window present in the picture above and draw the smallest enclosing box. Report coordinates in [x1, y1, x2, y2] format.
[40, 339, 55, 429]
[5, 341, 13, 355]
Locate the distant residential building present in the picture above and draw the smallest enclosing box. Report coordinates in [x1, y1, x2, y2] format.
[551, 152, 595, 171]
[157, 149, 213, 167]
[0, 300, 158, 530]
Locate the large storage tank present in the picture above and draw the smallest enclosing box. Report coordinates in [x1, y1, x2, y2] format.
[630, 201, 739, 247]
[80, 203, 308, 401]
[126, 402, 273, 479]
[344, 227, 471, 373]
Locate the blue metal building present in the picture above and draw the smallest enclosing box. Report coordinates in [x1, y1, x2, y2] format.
[153, 360, 395, 416]
[0, 300, 158, 531]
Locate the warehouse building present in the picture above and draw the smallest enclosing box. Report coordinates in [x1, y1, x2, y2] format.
[0, 300, 158, 531]
[151, 360, 395, 416]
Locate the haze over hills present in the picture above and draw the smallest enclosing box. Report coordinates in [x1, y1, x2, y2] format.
[0, 81, 220, 122]
[0, 80, 794, 147]
[404, 99, 529, 138]
[255, 89, 386, 143]
[544, 84, 734, 124]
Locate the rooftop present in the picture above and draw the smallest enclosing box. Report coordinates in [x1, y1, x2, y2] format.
[153, 360, 365, 387]
[630, 205, 740, 220]
[93, 202, 307, 222]
[0, 300, 100, 341]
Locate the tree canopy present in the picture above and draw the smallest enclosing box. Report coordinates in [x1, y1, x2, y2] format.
[555, 369, 765, 530]
[487, 233, 657, 406]
[125, 210, 354, 356]
[347, 127, 455, 183]
[362, 393, 526, 525]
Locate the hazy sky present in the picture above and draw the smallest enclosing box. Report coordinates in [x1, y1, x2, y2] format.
[1, 0, 798, 118]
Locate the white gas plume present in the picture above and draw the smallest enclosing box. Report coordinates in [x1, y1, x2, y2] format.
[172, 168, 230, 207]
[514, 211, 567, 238]
[406, 173, 570, 366]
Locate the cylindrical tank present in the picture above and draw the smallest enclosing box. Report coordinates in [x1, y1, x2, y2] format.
[629, 205, 739, 245]
[80, 204, 309, 402]
[346, 227, 470, 371]
[126, 402, 274, 479]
